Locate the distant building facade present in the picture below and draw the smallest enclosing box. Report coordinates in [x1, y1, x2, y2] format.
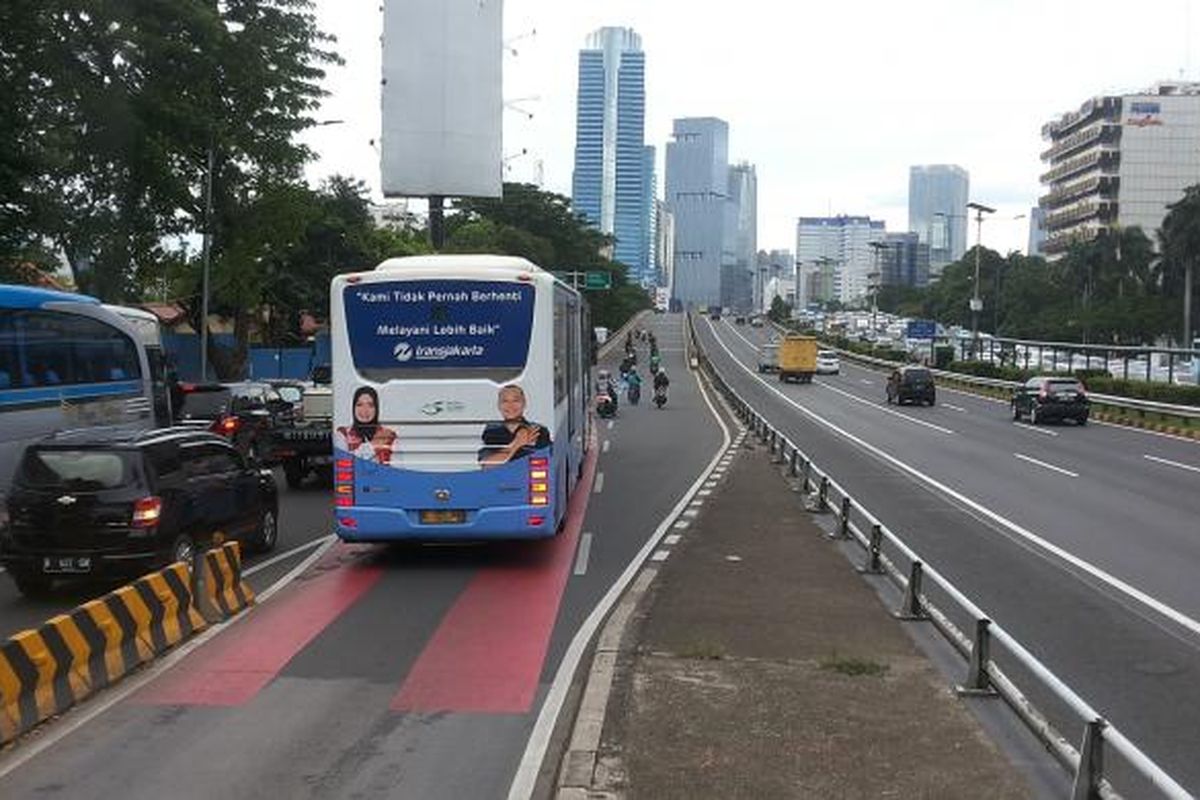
[655, 199, 675, 291]
[908, 165, 969, 277]
[796, 215, 886, 305]
[879, 232, 931, 288]
[1038, 81, 1200, 258]
[723, 162, 757, 311]
[571, 27, 653, 283]
[1027, 206, 1046, 257]
[665, 117, 730, 308]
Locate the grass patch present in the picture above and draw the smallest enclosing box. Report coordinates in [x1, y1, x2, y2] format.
[820, 653, 889, 677]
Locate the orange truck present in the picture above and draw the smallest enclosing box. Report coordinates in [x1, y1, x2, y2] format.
[777, 334, 818, 383]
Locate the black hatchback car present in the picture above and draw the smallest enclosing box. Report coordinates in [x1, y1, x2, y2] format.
[1, 428, 279, 597]
[886, 366, 936, 406]
[1012, 376, 1090, 425]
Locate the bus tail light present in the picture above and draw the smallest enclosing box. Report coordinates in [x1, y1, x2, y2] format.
[211, 415, 241, 436]
[529, 457, 549, 507]
[528, 515, 545, 527]
[335, 458, 354, 508]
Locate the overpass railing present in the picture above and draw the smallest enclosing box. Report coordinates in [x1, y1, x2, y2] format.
[694, 315, 1190, 800]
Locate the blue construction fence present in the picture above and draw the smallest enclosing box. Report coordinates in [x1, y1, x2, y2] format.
[164, 333, 331, 382]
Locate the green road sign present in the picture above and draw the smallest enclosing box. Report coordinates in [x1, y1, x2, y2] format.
[584, 271, 611, 290]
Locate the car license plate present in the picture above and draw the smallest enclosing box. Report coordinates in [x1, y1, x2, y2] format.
[43, 556, 92, 574]
[1055, 392, 1077, 401]
[419, 510, 466, 525]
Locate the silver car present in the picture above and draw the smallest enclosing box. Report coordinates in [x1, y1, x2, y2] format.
[815, 350, 840, 375]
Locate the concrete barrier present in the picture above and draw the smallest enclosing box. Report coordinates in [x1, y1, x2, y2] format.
[0, 562, 206, 744]
[198, 541, 255, 622]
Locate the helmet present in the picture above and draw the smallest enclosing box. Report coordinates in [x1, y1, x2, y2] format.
[598, 369, 611, 380]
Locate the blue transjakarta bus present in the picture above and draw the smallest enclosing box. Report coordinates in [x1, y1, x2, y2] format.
[0, 285, 155, 508]
[329, 255, 592, 540]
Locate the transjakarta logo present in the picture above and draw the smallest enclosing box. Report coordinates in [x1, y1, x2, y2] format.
[395, 340, 485, 362]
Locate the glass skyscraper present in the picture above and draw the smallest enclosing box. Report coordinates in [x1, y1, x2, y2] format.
[908, 164, 969, 275]
[665, 117, 729, 308]
[571, 28, 653, 284]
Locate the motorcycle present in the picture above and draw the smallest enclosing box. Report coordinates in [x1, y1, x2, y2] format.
[627, 380, 641, 405]
[653, 386, 667, 409]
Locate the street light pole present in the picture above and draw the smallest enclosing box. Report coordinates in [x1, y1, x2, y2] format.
[966, 201, 995, 357]
[199, 142, 214, 381]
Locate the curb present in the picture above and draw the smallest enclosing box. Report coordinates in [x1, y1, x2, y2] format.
[0, 562, 205, 743]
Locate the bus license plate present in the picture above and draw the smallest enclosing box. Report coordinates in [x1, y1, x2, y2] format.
[419, 510, 466, 525]
[44, 556, 92, 574]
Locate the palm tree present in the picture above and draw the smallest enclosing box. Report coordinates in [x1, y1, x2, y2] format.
[1159, 185, 1200, 348]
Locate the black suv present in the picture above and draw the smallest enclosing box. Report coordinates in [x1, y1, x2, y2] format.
[175, 382, 294, 462]
[1012, 376, 1089, 425]
[886, 366, 936, 406]
[1, 429, 279, 596]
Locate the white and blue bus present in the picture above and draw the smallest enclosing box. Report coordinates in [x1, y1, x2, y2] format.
[0, 285, 155, 508]
[329, 255, 591, 540]
[104, 304, 172, 426]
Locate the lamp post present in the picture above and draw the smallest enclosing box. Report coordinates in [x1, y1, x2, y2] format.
[198, 119, 345, 381]
[966, 201, 995, 357]
[868, 241, 886, 333]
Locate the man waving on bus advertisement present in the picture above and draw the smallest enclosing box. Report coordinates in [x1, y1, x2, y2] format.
[478, 384, 550, 467]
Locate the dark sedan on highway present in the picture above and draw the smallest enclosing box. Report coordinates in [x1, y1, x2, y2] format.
[886, 366, 936, 406]
[1011, 376, 1090, 425]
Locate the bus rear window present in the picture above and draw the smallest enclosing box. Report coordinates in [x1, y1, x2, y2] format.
[343, 280, 535, 381]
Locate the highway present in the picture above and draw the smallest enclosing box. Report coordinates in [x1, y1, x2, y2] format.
[695, 315, 1200, 793]
[0, 313, 728, 800]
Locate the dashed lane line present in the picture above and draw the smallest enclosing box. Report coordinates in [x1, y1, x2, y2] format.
[664, 534, 682, 545]
[1143, 454, 1200, 475]
[1013, 453, 1079, 478]
[573, 533, 594, 576]
[650, 550, 670, 562]
[602, 440, 610, 453]
[1013, 422, 1058, 437]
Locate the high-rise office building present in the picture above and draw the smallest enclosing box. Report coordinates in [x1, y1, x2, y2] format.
[655, 199, 675, 291]
[908, 165, 969, 276]
[796, 216, 886, 305]
[1027, 206, 1046, 257]
[571, 27, 653, 282]
[879, 232, 931, 288]
[1039, 81, 1200, 258]
[724, 162, 757, 311]
[665, 117, 730, 308]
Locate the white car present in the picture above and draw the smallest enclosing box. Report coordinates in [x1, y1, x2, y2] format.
[815, 350, 840, 375]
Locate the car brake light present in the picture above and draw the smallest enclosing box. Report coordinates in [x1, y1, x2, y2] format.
[180, 383, 196, 392]
[131, 496, 162, 528]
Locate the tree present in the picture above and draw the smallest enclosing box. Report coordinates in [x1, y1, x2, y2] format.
[1159, 185, 1200, 347]
[768, 295, 792, 323]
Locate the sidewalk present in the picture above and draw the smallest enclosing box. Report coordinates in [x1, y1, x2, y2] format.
[559, 433, 1034, 799]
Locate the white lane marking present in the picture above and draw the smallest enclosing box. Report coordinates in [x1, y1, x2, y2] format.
[1144, 454, 1200, 475]
[593, 472, 605, 494]
[698, 489, 713, 496]
[817, 382, 956, 435]
[650, 550, 670, 562]
[606, 420, 614, 430]
[942, 403, 967, 413]
[702, 317, 1200, 640]
[719, 319, 762, 352]
[602, 440, 610, 453]
[509, 321, 732, 800]
[1013, 422, 1058, 438]
[860, 379, 873, 385]
[244, 535, 336, 577]
[673, 520, 690, 530]
[0, 535, 336, 779]
[1014, 453, 1079, 478]
[664, 534, 682, 545]
[573, 533, 593, 576]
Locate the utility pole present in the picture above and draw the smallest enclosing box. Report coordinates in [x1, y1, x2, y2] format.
[967, 201, 995, 358]
[200, 142, 214, 382]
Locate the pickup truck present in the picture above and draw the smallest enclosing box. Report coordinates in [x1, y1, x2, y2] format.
[270, 369, 333, 488]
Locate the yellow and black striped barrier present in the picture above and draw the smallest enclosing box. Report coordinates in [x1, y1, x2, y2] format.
[198, 541, 255, 622]
[0, 562, 206, 744]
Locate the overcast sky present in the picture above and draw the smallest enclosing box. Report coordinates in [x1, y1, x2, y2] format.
[303, 0, 1200, 258]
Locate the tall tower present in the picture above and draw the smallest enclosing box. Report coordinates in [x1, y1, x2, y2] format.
[908, 165, 969, 275]
[665, 117, 730, 308]
[571, 28, 651, 282]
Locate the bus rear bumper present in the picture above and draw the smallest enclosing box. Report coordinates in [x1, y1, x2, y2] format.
[334, 504, 558, 542]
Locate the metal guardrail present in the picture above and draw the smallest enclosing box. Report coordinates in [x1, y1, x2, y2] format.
[766, 320, 1199, 423]
[694, 315, 1191, 800]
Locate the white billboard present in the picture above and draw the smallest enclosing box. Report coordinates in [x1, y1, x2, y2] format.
[381, 0, 503, 198]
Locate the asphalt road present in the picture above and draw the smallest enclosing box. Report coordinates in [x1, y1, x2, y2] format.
[697, 316, 1200, 795]
[0, 470, 335, 640]
[0, 313, 727, 800]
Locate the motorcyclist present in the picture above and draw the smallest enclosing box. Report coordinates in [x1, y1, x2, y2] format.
[649, 352, 662, 374]
[625, 369, 642, 404]
[596, 369, 618, 415]
[653, 369, 669, 405]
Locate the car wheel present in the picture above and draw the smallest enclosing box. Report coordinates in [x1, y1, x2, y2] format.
[11, 569, 53, 598]
[170, 534, 196, 566]
[885, 391, 893, 404]
[927, 395, 936, 406]
[247, 438, 263, 465]
[1012, 403, 1021, 421]
[1078, 415, 1088, 426]
[283, 460, 305, 489]
[252, 507, 278, 553]
[1029, 406, 1038, 425]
